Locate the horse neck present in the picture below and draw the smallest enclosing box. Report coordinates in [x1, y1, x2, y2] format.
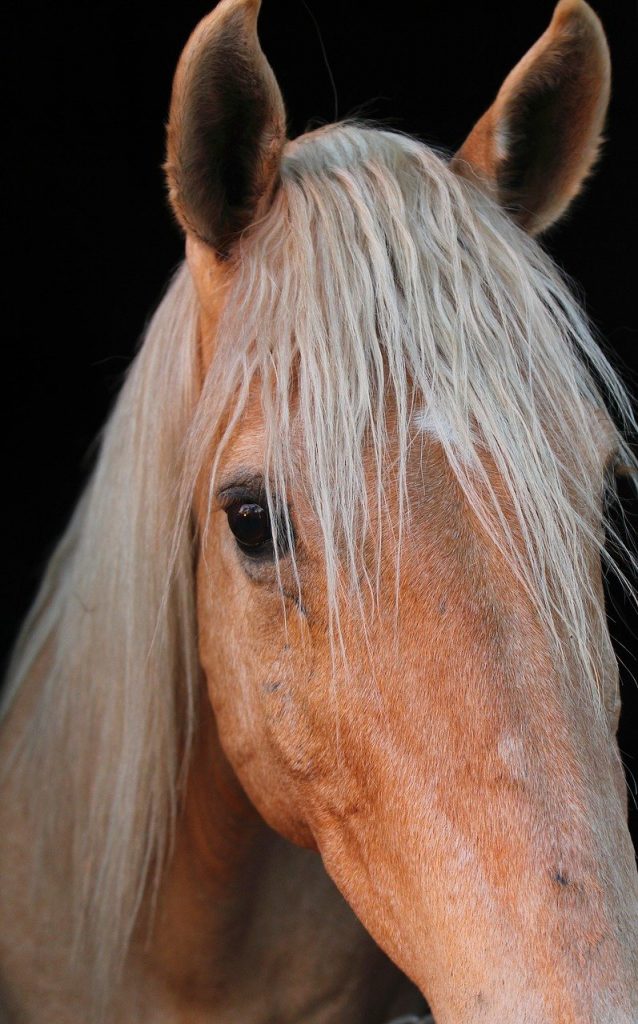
[134, 698, 411, 1023]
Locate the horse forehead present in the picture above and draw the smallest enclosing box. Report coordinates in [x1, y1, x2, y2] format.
[228, 419, 267, 463]
[224, 382, 269, 452]
[225, 387, 467, 496]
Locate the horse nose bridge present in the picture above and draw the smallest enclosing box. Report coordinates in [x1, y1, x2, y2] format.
[321, 755, 638, 1024]
[320, 782, 638, 1024]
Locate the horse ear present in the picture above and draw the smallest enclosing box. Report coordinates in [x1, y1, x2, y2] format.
[450, 0, 610, 234]
[165, 0, 286, 257]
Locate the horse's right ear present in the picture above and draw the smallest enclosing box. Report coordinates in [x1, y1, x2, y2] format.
[165, 0, 286, 258]
[450, 0, 610, 235]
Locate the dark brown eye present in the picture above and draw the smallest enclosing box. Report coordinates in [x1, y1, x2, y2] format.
[227, 501, 272, 554]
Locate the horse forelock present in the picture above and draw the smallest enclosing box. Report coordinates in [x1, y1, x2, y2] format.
[195, 120, 637, 691]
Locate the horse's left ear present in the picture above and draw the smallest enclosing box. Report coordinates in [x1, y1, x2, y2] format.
[165, 0, 286, 258]
[450, 0, 610, 234]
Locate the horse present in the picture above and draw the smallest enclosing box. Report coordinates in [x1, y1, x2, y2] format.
[1, 0, 637, 1020]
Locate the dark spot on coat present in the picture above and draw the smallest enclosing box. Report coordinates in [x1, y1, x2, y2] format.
[283, 589, 307, 617]
[262, 680, 283, 694]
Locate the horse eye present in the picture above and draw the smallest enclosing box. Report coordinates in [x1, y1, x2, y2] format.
[227, 501, 272, 554]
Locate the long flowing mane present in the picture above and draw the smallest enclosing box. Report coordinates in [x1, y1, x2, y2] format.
[2, 122, 636, 1008]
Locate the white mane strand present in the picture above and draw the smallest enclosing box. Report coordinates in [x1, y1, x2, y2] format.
[1, 264, 201, 1008]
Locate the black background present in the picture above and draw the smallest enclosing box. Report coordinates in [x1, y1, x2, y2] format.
[4, 1, 637, 847]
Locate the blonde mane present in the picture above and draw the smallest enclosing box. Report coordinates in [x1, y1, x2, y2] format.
[2, 122, 636, 1011]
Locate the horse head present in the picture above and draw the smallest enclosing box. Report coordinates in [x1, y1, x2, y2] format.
[161, 1, 637, 1020]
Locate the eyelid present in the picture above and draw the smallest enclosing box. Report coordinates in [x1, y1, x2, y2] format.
[217, 487, 265, 511]
[216, 472, 266, 509]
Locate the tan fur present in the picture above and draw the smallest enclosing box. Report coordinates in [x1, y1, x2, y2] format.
[191, 364, 636, 1024]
